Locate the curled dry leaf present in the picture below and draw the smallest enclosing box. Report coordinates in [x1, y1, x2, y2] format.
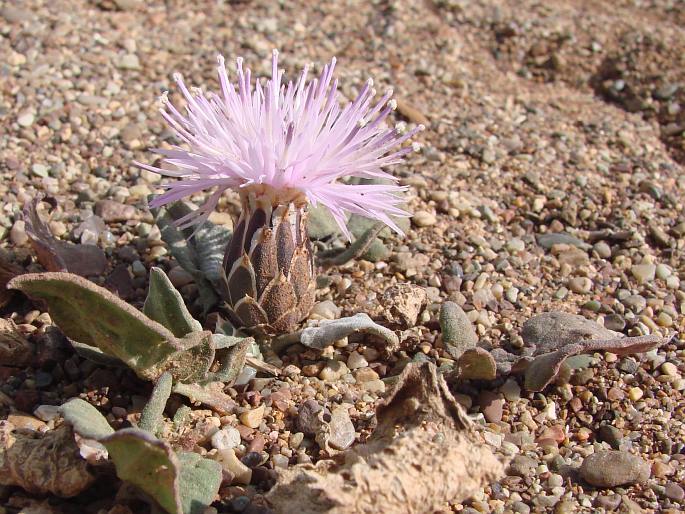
[0, 318, 34, 366]
[24, 198, 107, 277]
[524, 333, 669, 392]
[0, 425, 95, 497]
[273, 313, 399, 354]
[267, 362, 503, 514]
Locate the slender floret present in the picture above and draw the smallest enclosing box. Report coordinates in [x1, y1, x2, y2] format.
[137, 50, 423, 239]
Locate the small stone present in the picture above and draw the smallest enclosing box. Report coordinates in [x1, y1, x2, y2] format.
[7, 413, 47, 431]
[211, 427, 242, 450]
[440, 301, 478, 359]
[319, 360, 347, 381]
[117, 53, 140, 70]
[95, 200, 136, 222]
[660, 362, 678, 376]
[512, 501, 531, 514]
[297, 400, 324, 436]
[568, 277, 592, 294]
[10, 220, 28, 245]
[500, 378, 521, 402]
[630, 264, 656, 284]
[655, 263, 672, 280]
[381, 284, 427, 329]
[31, 163, 49, 178]
[327, 406, 355, 450]
[598, 425, 623, 450]
[309, 300, 341, 320]
[593, 241, 612, 259]
[664, 482, 685, 501]
[33, 404, 61, 422]
[507, 455, 537, 477]
[479, 391, 504, 423]
[579, 450, 650, 487]
[361, 379, 386, 394]
[536, 233, 589, 250]
[628, 387, 643, 401]
[595, 494, 621, 510]
[214, 449, 252, 485]
[239, 405, 265, 429]
[507, 238, 525, 253]
[412, 210, 437, 227]
[17, 111, 35, 127]
[346, 352, 368, 370]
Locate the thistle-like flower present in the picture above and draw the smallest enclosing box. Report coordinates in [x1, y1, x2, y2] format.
[138, 50, 423, 334]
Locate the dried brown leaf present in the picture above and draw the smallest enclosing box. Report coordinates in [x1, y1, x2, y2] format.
[0, 318, 34, 366]
[525, 333, 669, 392]
[24, 198, 107, 277]
[267, 362, 503, 514]
[0, 425, 94, 497]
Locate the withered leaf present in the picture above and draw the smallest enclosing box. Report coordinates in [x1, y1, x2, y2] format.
[267, 362, 503, 513]
[24, 198, 107, 277]
[525, 333, 669, 392]
[0, 425, 94, 497]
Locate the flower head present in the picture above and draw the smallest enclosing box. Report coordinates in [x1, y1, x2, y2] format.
[137, 50, 423, 239]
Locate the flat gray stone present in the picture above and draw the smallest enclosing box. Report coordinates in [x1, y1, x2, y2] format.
[579, 450, 650, 487]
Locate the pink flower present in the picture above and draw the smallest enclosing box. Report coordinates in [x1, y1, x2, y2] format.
[136, 50, 423, 239]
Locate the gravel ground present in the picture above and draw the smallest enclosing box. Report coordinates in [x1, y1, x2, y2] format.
[1, 0, 684, 513]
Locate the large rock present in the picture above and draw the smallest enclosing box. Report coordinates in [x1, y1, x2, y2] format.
[579, 450, 650, 488]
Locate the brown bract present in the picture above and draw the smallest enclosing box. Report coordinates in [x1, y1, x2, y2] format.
[223, 196, 314, 335]
[266, 362, 504, 513]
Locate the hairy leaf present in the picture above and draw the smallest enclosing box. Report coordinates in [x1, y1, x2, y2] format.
[8, 272, 213, 382]
[144, 267, 202, 337]
[101, 428, 182, 514]
[60, 398, 114, 440]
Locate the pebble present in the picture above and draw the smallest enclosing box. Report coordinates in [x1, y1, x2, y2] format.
[661, 362, 678, 376]
[327, 406, 355, 450]
[213, 449, 252, 485]
[568, 277, 592, 294]
[479, 391, 504, 423]
[593, 241, 612, 259]
[10, 220, 28, 245]
[309, 300, 341, 320]
[239, 405, 265, 429]
[117, 53, 141, 70]
[628, 387, 644, 401]
[17, 111, 34, 127]
[664, 482, 685, 501]
[507, 455, 537, 477]
[168, 267, 194, 288]
[6, 413, 46, 431]
[211, 426, 242, 450]
[579, 450, 650, 487]
[598, 425, 623, 450]
[33, 404, 61, 422]
[631, 264, 656, 283]
[500, 378, 521, 402]
[346, 352, 368, 369]
[412, 210, 437, 227]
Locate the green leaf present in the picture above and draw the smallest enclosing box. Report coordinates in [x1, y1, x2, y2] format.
[60, 398, 114, 440]
[8, 272, 214, 382]
[101, 428, 182, 514]
[177, 452, 222, 514]
[144, 267, 202, 337]
[152, 201, 231, 313]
